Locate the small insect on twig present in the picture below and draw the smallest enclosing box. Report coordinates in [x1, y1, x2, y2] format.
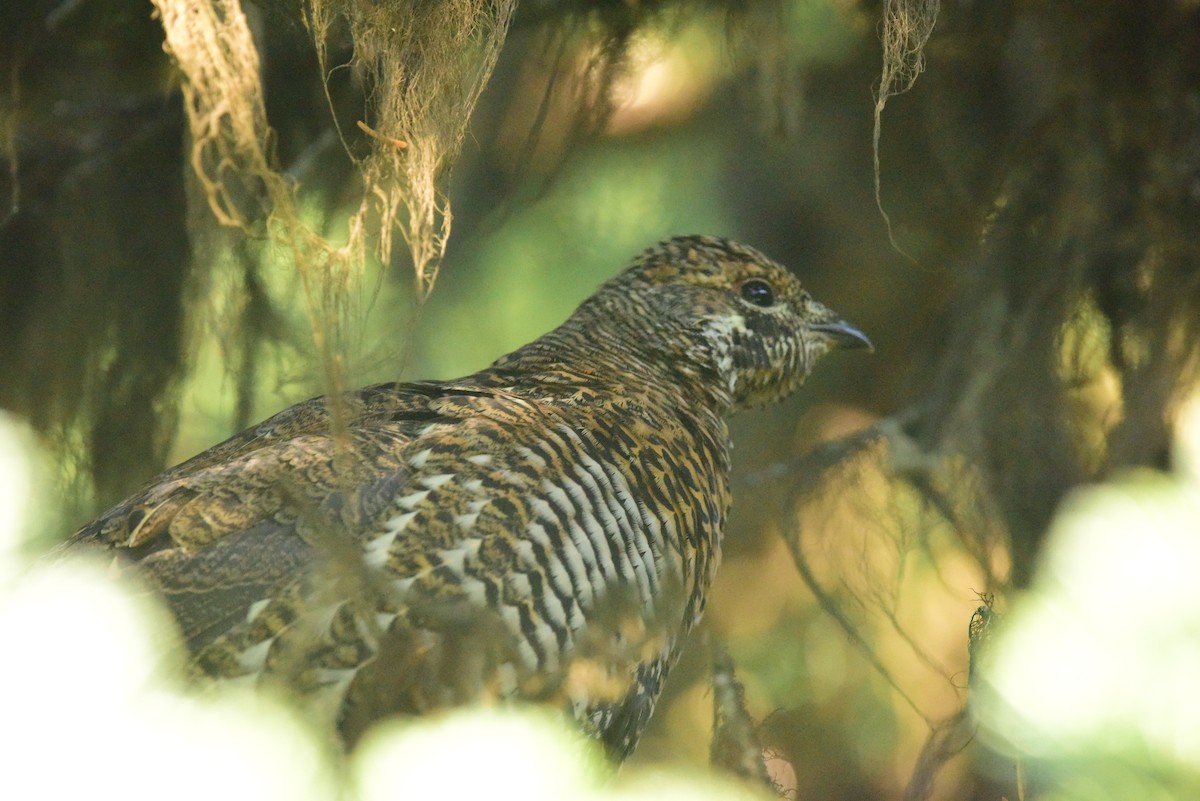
[967, 590, 997, 687]
[356, 120, 408, 151]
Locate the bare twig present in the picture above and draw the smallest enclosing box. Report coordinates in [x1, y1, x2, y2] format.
[709, 637, 775, 791]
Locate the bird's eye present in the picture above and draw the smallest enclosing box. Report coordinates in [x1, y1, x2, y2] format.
[739, 278, 775, 308]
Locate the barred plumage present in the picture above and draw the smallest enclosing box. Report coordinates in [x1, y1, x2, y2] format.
[68, 234, 870, 759]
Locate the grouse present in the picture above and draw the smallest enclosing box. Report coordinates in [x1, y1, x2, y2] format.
[68, 235, 870, 759]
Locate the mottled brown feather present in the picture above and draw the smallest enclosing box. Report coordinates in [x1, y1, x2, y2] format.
[67, 235, 869, 759]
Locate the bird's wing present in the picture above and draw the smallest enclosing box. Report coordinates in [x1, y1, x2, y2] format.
[64, 382, 532, 650]
[91, 381, 433, 498]
[67, 380, 690, 744]
[67, 381, 491, 552]
[69, 426, 416, 649]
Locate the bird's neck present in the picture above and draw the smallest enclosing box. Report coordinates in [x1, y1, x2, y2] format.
[482, 317, 735, 416]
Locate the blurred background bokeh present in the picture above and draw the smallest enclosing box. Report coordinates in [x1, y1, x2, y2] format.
[3, 1, 1200, 799]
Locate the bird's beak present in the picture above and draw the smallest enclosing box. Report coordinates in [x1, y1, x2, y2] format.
[809, 319, 873, 351]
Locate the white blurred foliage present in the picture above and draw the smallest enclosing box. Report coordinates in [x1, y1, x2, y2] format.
[978, 392, 1200, 772]
[0, 412, 767, 801]
[0, 413, 333, 801]
[354, 709, 600, 800]
[0, 558, 337, 801]
[354, 709, 768, 801]
[0, 412, 42, 584]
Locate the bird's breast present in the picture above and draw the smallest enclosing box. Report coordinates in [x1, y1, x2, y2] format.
[369, 406, 731, 672]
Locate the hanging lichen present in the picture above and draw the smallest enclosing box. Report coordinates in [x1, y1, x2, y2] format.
[305, 0, 517, 298]
[150, 0, 516, 452]
[152, 0, 358, 439]
[873, 0, 939, 255]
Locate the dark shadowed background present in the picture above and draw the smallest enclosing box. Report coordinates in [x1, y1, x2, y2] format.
[3, 1, 1199, 799]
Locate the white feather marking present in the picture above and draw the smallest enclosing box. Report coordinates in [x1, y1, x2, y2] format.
[516, 445, 547, 469]
[495, 662, 518, 696]
[407, 447, 433, 469]
[568, 459, 632, 584]
[701, 315, 742, 396]
[308, 602, 343, 636]
[386, 510, 419, 533]
[438, 538, 481, 575]
[542, 478, 609, 586]
[466, 453, 492, 465]
[458, 576, 487, 605]
[515, 638, 539, 671]
[364, 511, 418, 568]
[528, 496, 556, 522]
[582, 455, 658, 603]
[396, 489, 430, 510]
[454, 512, 481, 530]
[538, 584, 570, 631]
[237, 638, 274, 672]
[245, 598, 271, 624]
[507, 572, 532, 596]
[514, 538, 536, 567]
[420, 473, 455, 490]
[496, 603, 535, 667]
[363, 531, 398, 569]
[527, 518, 594, 608]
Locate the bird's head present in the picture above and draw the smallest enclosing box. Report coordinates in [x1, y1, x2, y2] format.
[583, 235, 871, 412]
